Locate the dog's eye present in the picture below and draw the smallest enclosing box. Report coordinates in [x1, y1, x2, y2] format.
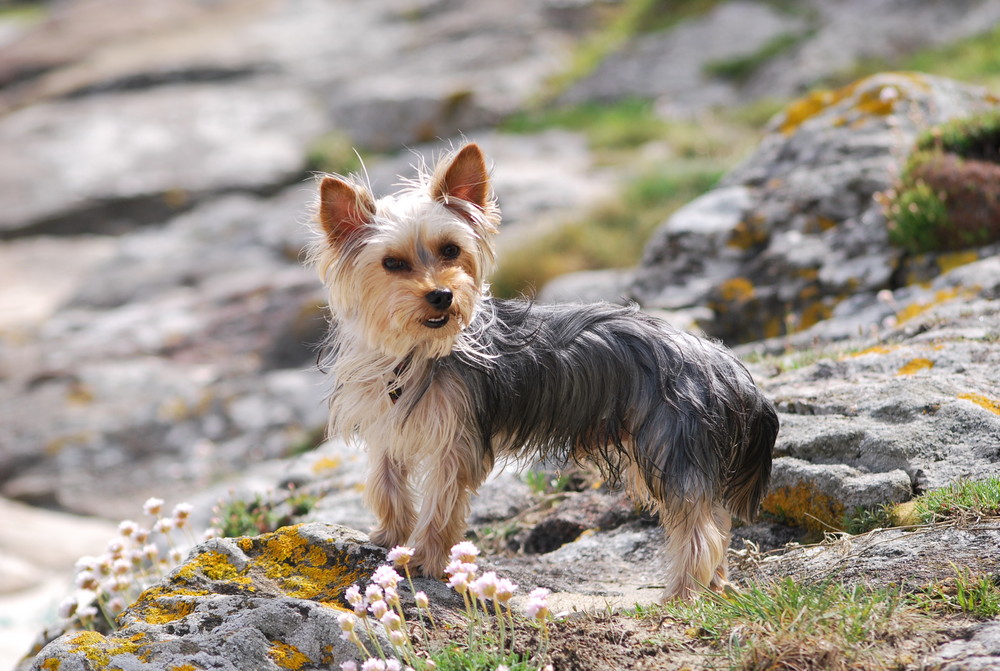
[440, 243, 461, 260]
[382, 257, 410, 272]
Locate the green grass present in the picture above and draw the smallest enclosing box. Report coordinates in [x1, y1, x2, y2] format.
[913, 476, 1000, 523]
[427, 647, 534, 671]
[912, 566, 1000, 619]
[502, 99, 671, 153]
[658, 579, 910, 670]
[306, 129, 366, 176]
[826, 25, 1000, 91]
[214, 487, 320, 538]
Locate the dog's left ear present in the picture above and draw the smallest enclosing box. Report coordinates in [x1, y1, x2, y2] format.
[431, 143, 490, 213]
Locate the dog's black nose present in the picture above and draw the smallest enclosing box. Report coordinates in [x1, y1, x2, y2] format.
[425, 289, 453, 310]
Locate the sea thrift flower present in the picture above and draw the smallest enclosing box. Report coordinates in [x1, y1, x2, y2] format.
[337, 613, 356, 632]
[340, 663, 358, 671]
[118, 520, 139, 538]
[143, 544, 159, 561]
[385, 660, 402, 671]
[386, 546, 414, 566]
[105, 539, 125, 558]
[372, 565, 401, 590]
[75, 570, 99, 591]
[447, 572, 470, 593]
[471, 571, 498, 600]
[525, 587, 550, 620]
[495, 578, 517, 603]
[169, 548, 184, 563]
[143, 497, 164, 516]
[173, 502, 193, 520]
[369, 600, 389, 620]
[380, 611, 402, 631]
[134, 528, 151, 544]
[384, 586, 399, 606]
[112, 558, 131, 575]
[414, 592, 429, 609]
[57, 596, 78, 619]
[361, 659, 386, 671]
[449, 541, 479, 563]
[365, 584, 383, 604]
[153, 517, 174, 534]
[345, 585, 364, 607]
[388, 630, 407, 646]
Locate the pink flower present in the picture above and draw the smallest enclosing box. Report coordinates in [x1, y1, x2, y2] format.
[386, 546, 414, 566]
[449, 541, 479, 563]
[372, 565, 401, 590]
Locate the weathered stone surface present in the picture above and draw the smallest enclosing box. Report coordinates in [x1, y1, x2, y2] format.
[30, 524, 389, 670]
[929, 620, 1000, 671]
[629, 72, 1000, 343]
[755, 255, 1000, 530]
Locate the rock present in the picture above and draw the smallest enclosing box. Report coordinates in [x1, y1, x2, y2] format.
[0, 81, 324, 235]
[929, 620, 1000, 671]
[30, 524, 390, 670]
[755, 256, 1000, 530]
[560, 1, 810, 114]
[629, 72, 1000, 343]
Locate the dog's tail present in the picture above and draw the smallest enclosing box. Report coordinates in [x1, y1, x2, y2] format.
[724, 393, 778, 523]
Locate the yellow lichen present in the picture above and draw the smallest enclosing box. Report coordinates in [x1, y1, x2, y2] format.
[269, 641, 311, 670]
[68, 631, 148, 668]
[848, 344, 896, 357]
[762, 482, 845, 532]
[311, 456, 343, 474]
[897, 358, 934, 376]
[896, 287, 960, 324]
[135, 599, 196, 625]
[717, 277, 755, 303]
[958, 392, 1000, 415]
[39, 659, 61, 671]
[796, 300, 833, 331]
[170, 665, 198, 671]
[936, 250, 980, 274]
[727, 218, 769, 250]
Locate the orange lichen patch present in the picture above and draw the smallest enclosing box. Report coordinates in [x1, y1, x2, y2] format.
[717, 277, 755, 303]
[798, 284, 820, 301]
[847, 345, 897, 357]
[176, 550, 246, 583]
[897, 358, 934, 376]
[796, 300, 833, 331]
[763, 315, 784, 340]
[39, 660, 61, 671]
[958, 392, 1000, 415]
[68, 631, 150, 667]
[132, 598, 196, 625]
[169, 666, 198, 671]
[895, 287, 961, 324]
[245, 525, 368, 604]
[311, 456, 343, 474]
[762, 482, 845, 532]
[779, 87, 853, 135]
[269, 641, 312, 670]
[937, 250, 980, 274]
[727, 218, 769, 250]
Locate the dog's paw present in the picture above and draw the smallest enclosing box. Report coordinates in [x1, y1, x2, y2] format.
[411, 547, 448, 578]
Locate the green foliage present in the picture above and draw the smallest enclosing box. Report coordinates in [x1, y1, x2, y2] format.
[843, 503, 896, 535]
[912, 476, 1000, 523]
[885, 170, 952, 254]
[306, 130, 365, 176]
[524, 470, 573, 496]
[912, 566, 1000, 618]
[916, 108, 1000, 161]
[215, 487, 319, 538]
[502, 99, 669, 152]
[427, 646, 533, 671]
[660, 579, 908, 669]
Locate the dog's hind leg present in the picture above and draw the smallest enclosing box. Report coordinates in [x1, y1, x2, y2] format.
[658, 498, 731, 602]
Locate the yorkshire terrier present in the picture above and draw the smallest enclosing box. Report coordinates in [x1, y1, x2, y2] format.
[309, 143, 777, 601]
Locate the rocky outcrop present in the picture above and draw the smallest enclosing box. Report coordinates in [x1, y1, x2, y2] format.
[629, 72, 1000, 343]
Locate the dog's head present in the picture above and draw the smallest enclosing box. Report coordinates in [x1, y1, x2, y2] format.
[311, 143, 500, 359]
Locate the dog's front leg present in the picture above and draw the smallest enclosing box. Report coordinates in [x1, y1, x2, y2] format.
[364, 448, 417, 549]
[410, 440, 490, 577]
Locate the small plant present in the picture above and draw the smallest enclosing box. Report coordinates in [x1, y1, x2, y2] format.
[912, 566, 1000, 618]
[213, 484, 319, 537]
[883, 110, 1000, 254]
[704, 31, 811, 83]
[660, 578, 909, 669]
[337, 541, 553, 671]
[843, 503, 897, 534]
[912, 476, 1000, 523]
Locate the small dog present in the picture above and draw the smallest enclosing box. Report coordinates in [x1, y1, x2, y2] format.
[309, 143, 777, 600]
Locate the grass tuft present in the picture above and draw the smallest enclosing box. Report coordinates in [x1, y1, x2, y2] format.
[912, 476, 1000, 524]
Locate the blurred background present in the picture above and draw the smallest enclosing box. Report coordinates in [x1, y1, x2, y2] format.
[1, 0, 999, 665]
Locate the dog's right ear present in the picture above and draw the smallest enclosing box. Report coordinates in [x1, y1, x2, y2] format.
[318, 176, 374, 248]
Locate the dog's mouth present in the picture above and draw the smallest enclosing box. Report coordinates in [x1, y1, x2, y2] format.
[423, 314, 450, 329]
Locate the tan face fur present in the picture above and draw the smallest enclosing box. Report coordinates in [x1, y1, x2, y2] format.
[312, 144, 500, 359]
